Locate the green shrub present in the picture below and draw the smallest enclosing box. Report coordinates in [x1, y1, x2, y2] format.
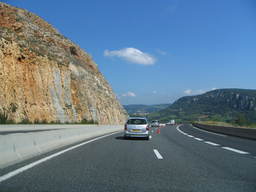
[20, 118, 32, 124]
[233, 114, 249, 126]
[80, 118, 98, 124]
[0, 110, 9, 124]
[10, 103, 18, 113]
[40, 119, 48, 124]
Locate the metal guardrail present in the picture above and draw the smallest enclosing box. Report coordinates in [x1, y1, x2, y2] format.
[192, 123, 256, 140]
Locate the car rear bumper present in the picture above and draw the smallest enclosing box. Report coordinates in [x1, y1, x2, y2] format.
[124, 131, 149, 138]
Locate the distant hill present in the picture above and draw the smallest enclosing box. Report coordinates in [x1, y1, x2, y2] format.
[148, 89, 256, 125]
[123, 104, 170, 116]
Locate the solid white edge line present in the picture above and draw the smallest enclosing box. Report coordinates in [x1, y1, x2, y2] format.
[204, 141, 220, 146]
[176, 125, 187, 135]
[221, 147, 250, 155]
[153, 149, 163, 160]
[177, 125, 195, 138]
[0, 131, 119, 183]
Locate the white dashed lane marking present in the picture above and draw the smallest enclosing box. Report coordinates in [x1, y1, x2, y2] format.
[153, 149, 163, 160]
[176, 125, 251, 156]
[221, 147, 250, 155]
[204, 141, 220, 146]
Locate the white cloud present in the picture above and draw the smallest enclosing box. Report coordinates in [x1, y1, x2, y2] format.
[184, 89, 205, 95]
[156, 49, 167, 55]
[122, 91, 136, 97]
[104, 48, 156, 65]
[184, 89, 193, 95]
[198, 89, 205, 94]
[211, 87, 217, 90]
[184, 88, 218, 95]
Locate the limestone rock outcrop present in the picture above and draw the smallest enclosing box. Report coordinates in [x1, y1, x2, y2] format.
[0, 3, 127, 124]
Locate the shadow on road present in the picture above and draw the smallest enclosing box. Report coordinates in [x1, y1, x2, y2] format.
[115, 136, 148, 141]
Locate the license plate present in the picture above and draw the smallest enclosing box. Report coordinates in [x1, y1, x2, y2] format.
[132, 129, 141, 132]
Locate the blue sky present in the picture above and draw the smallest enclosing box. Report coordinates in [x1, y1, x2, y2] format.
[2, 0, 256, 104]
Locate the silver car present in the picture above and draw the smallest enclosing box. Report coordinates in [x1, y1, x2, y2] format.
[124, 117, 150, 140]
[151, 120, 159, 127]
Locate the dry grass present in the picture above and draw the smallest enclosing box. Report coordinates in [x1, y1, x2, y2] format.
[197, 121, 256, 129]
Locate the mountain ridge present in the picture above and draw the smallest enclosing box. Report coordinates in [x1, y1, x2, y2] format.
[123, 104, 170, 115]
[148, 88, 256, 125]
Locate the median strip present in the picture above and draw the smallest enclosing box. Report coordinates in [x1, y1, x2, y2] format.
[192, 125, 227, 137]
[153, 149, 163, 160]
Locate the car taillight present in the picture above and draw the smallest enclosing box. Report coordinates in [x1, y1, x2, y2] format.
[124, 124, 127, 130]
[146, 125, 149, 131]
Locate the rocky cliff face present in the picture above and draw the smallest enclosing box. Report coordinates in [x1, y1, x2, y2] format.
[0, 3, 127, 124]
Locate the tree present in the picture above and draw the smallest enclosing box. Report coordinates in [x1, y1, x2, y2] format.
[234, 114, 248, 126]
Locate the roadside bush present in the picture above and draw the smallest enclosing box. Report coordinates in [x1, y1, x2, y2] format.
[233, 114, 249, 126]
[20, 118, 32, 124]
[10, 103, 18, 113]
[0, 110, 15, 124]
[0, 110, 9, 124]
[80, 118, 98, 124]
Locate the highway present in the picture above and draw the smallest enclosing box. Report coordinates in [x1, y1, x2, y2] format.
[0, 124, 256, 192]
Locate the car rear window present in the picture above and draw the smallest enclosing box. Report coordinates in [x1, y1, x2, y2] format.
[127, 119, 147, 125]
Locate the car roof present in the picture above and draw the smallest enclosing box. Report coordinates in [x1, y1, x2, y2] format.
[128, 117, 147, 120]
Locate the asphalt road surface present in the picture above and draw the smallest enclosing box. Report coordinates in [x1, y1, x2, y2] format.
[0, 124, 256, 192]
